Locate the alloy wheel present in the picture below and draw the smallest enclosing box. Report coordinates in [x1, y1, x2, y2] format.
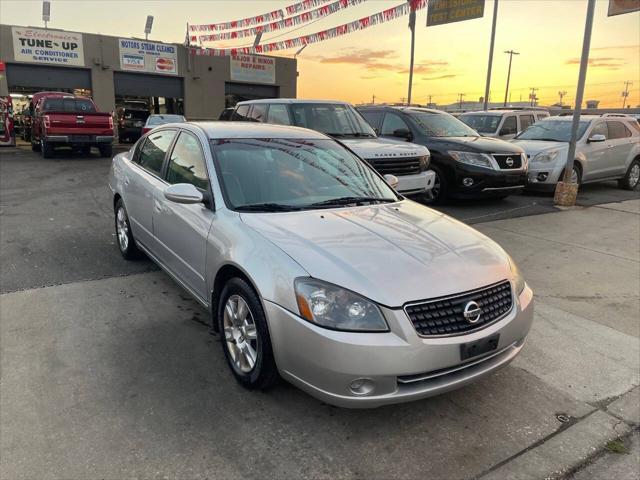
[116, 207, 129, 252]
[629, 164, 640, 188]
[571, 166, 579, 184]
[432, 171, 441, 199]
[223, 295, 259, 373]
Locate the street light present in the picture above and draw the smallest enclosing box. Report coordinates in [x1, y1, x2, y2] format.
[294, 43, 308, 58]
[42, 1, 50, 29]
[503, 50, 519, 107]
[144, 15, 154, 41]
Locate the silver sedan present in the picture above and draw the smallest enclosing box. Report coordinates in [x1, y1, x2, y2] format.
[109, 122, 534, 408]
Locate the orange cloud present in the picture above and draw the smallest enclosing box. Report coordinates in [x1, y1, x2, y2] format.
[421, 74, 457, 81]
[565, 57, 625, 69]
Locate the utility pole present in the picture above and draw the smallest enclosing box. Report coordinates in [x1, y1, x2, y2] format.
[407, 5, 417, 106]
[371, 94, 376, 104]
[503, 50, 519, 107]
[558, 90, 567, 106]
[622, 81, 633, 108]
[428, 95, 433, 108]
[483, 0, 499, 111]
[457, 93, 465, 110]
[400, 97, 406, 105]
[529, 87, 538, 107]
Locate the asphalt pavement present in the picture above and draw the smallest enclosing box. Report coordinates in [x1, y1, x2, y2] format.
[1, 145, 639, 479]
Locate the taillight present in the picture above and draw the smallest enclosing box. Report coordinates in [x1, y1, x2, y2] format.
[109, 116, 114, 130]
[142, 127, 151, 134]
[43, 115, 51, 129]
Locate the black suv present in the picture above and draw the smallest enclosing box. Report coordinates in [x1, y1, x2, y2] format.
[358, 106, 528, 203]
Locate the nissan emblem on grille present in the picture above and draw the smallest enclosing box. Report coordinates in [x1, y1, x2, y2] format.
[506, 157, 514, 167]
[463, 301, 482, 324]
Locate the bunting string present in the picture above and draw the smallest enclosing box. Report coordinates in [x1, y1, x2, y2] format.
[190, 0, 333, 32]
[192, 0, 365, 43]
[189, 0, 427, 56]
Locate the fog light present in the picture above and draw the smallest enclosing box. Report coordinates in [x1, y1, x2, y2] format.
[537, 172, 549, 182]
[349, 378, 375, 396]
[462, 177, 474, 187]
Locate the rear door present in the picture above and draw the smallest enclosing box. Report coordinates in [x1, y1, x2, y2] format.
[498, 115, 517, 139]
[379, 111, 412, 140]
[606, 121, 634, 177]
[359, 110, 384, 132]
[518, 114, 535, 134]
[153, 130, 214, 301]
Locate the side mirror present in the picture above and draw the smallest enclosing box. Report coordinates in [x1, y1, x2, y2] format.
[393, 128, 412, 140]
[163, 183, 203, 204]
[384, 174, 399, 189]
[588, 134, 606, 143]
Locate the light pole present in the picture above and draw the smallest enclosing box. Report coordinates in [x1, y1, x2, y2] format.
[294, 43, 308, 59]
[144, 15, 154, 41]
[42, 1, 50, 29]
[483, 0, 499, 111]
[503, 50, 519, 107]
[407, 6, 417, 106]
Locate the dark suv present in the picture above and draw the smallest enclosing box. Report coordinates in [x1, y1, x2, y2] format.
[358, 106, 528, 203]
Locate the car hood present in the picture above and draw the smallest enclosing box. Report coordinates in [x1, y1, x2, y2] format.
[340, 137, 429, 159]
[424, 135, 524, 154]
[240, 201, 512, 308]
[511, 139, 568, 157]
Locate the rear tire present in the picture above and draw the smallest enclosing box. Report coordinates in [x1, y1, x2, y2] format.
[114, 199, 141, 260]
[42, 140, 54, 158]
[99, 145, 113, 158]
[618, 159, 640, 191]
[218, 277, 279, 390]
[31, 138, 40, 152]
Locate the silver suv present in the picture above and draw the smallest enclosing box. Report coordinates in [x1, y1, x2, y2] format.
[459, 109, 549, 140]
[513, 114, 640, 190]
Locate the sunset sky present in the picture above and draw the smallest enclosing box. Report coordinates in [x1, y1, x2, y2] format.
[1, 0, 639, 107]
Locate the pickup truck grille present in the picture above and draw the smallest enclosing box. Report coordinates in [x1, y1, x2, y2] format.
[366, 157, 422, 176]
[404, 280, 513, 337]
[493, 154, 523, 170]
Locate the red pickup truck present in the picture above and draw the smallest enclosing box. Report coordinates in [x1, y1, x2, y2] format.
[31, 93, 114, 158]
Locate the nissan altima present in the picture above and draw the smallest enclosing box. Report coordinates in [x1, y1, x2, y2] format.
[108, 122, 534, 408]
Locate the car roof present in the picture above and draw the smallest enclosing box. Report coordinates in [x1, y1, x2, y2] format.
[358, 105, 447, 115]
[237, 98, 350, 105]
[192, 121, 329, 140]
[460, 110, 543, 115]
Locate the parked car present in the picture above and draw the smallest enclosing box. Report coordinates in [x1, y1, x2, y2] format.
[459, 109, 549, 140]
[358, 106, 528, 203]
[116, 104, 150, 143]
[228, 99, 435, 197]
[22, 91, 69, 142]
[142, 114, 186, 134]
[109, 122, 534, 408]
[31, 93, 114, 158]
[513, 114, 640, 191]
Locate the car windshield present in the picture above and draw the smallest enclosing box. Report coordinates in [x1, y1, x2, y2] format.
[407, 110, 478, 137]
[148, 115, 184, 126]
[289, 103, 376, 138]
[516, 120, 590, 142]
[211, 138, 398, 212]
[459, 114, 502, 133]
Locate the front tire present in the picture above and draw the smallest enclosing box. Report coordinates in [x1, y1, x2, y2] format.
[114, 199, 141, 260]
[218, 278, 278, 390]
[618, 159, 640, 191]
[426, 165, 449, 204]
[31, 138, 40, 152]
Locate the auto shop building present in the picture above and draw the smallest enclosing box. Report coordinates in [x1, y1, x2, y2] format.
[0, 24, 297, 119]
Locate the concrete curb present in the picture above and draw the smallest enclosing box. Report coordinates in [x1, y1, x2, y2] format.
[607, 386, 640, 426]
[479, 410, 631, 480]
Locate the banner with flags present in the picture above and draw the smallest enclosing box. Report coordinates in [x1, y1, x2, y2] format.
[190, 0, 334, 32]
[190, 0, 427, 56]
[193, 0, 365, 42]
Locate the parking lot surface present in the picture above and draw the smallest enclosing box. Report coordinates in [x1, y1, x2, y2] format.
[1, 146, 639, 479]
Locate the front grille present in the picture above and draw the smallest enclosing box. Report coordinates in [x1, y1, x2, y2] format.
[493, 154, 523, 169]
[366, 157, 422, 176]
[404, 280, 513, 337]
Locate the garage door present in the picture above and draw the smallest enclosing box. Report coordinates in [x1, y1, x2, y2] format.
[114, 72, 183, 98]
[6, 64, 91, 90]
[225, 82, 279, 98]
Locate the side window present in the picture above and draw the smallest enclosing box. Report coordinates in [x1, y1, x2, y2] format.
[131, 138, 145, 164]
[519, 115, 535, 131]
[591, 122, 608, 138]
[232, 105, 250, 121]
[249, 104, 268, 122]
[138, 129, 176, 176]
[608, 121, 631, 139]
[500, 116, 517, 135]
[360, 111, 383, 130]
[266, 104, 292, 125]
[166, 132, 208, 190]
[381, 113, 410, 135]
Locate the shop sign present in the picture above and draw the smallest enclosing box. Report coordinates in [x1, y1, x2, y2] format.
[230, 54, 275, 84]
[118, 38, 179, 75]
[12, 26, 84, 66]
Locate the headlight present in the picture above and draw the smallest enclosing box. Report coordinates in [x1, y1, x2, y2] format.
[294, 278, 388, 332]
[448, 151, 495, 169]
[532, 150, 559, 164]
[507, 255, 526, 295]
[418, 154, 430, 171]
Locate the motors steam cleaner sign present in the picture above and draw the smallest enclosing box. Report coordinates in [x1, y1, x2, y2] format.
[118, 39, 179, 75]
[12, 27, 85, 66]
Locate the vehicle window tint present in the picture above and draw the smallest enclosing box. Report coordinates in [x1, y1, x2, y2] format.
[266, 104, 291, 125]
[519, 115, 535, 131]
[591, 122, 608, 138]
[500, 116, 517, 135]
[42, 98, 96, 113]
[166, 132, 208, 190]
[608, 121, 631, 139]
[360, 111, 383, 129]
[138, 130, 176, 176]
[249, 104, 268, 122]
[232, 105, 250, 121]
[381, 113, 410, 135]
[42, 98, 63, 111]
[132, 138, 145, 164]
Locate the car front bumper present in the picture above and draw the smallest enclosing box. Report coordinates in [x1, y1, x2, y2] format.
[265, 284, 534, 408]
[396, 170, 436, 195]
[526, 162, 565, 191]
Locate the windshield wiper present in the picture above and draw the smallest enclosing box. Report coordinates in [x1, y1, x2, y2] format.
[343, 132, 376, 138]
[532, 138, 563, 142]
[325, 132, 346, 138]
[310, 196, 397, 207]
[236, 203, 302, 212]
